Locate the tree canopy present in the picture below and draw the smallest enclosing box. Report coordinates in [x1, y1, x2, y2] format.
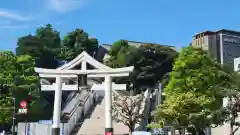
[105, 40, 178, 92]
[131, 44, 177, 88]
[105, 40, 136, 68]
[0, 51, 40, 124]
[150, 46, 237, 135]
[16, 25, 99, 70]
[12, 24, 100, 124]
[16, 24, 60, 69]
[59, 28, 98, 61]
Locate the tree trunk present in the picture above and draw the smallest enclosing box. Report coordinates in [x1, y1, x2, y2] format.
[130, 90, 134, 96]
[187, 127, 197, 135]
[171, 128, 176, 135]
[196, 128, 205, 135]
[129, 128, 133, 135]
[229, 97, 234, 135]
[178, 129, 182, 135]
[230, 121, 234, 135]
[178, 128, 185, 135]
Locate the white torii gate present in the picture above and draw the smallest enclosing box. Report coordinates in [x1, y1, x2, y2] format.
[34, 51, 133, 135]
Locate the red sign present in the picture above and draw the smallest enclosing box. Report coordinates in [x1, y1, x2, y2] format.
[105, 132, 112, 135]
[19, 100, 27, 109]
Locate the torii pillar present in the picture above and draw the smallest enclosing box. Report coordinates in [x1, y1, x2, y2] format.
[105, 76, 113, 134]
[35, 67, 133, 135]
[52, 76, 62, 135]
[35, 51, 133, 135]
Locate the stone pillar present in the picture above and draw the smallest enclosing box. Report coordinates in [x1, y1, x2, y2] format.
[52, 76, 62, 135]
[171, 127, 176, 135]
[105, 76, 113, 135]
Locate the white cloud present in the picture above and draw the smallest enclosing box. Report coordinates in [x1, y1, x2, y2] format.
[0, 9, 31, 21]
[48, 0, 86, 13]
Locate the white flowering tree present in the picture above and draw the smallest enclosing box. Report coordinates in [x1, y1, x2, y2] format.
[112, 92, 145, 135]
[224, 93, 240, 135]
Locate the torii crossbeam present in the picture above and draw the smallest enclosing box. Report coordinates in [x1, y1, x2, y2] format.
[34, 51, 134, 135]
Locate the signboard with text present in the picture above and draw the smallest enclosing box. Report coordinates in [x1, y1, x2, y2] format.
[20, 100, 27, 109]
[18, 100, 28, 114]
[132, 131, 151, 135]
[105, 132, 113, 135]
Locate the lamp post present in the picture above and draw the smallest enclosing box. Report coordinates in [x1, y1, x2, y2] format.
[6, 97, 16, 135]
[12, 97, 16, 135]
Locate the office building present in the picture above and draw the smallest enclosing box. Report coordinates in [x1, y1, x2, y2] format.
[192, 29, 240, 68]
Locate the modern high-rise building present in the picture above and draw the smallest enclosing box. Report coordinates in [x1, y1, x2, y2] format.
[192, 29, 240, 68]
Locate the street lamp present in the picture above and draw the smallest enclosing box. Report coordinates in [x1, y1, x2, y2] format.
[6, 97, 16, 135]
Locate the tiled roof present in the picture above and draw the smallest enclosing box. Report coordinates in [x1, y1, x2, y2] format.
[101, 44, 111, 50]
[99, 41, 175, 50]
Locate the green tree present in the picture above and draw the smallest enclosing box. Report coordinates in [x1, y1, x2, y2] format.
[15, 35, 44, 57]
[15, 55, 40, 93]
[16, 24, 60, 69]
[105, 40, 136, 68]
[0, 51, 40, 124]
[36, 24, 61, 49]
[105, 41, 178, 94]
[149, 46, 235, 135]
[0, 51, 17, 123]
[60, 28, 98, 61]
[131, 44, 177, 89]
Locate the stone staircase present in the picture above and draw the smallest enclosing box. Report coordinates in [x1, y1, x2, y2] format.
[76, 97, 129, 135]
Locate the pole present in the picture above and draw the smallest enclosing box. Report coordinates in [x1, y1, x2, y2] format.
[12, 97, 16, 135]
[52, 76, 62, 135]
[105, 76, 113, 135]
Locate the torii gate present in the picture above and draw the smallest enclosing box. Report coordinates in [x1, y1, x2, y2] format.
[34, 51, 134, 135]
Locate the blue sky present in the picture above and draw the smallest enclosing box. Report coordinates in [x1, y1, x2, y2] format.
[0, 0, 240, 51]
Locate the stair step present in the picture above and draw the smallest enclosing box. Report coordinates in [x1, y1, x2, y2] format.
[75, 97, 129, 135]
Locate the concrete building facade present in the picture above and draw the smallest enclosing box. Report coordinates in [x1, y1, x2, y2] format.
[192, 29, 240, 68]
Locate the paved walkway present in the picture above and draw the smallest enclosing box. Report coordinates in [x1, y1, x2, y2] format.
[77, 97, 129, 135]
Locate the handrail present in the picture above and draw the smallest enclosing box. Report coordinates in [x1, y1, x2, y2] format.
[61, 92, 81, 115]
[69, 93, 91, 118]
[62, 91, 78, 109]
[62, 91, 93, 119]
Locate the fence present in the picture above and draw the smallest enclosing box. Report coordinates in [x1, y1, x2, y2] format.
[17, 91, 96, 135]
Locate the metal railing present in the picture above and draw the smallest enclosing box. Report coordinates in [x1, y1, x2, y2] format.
[62, 91, 95, 135]
[17, 90, 97, 135]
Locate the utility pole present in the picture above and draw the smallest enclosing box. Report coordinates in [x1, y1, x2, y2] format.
[6, 97, 16, 135]
[12, 97, 16, 135]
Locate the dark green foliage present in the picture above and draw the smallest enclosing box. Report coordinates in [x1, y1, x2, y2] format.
[105, 40, 135, 68]
[16, 35, 44, 57]
[36, 24, 61, 49]
[131, 44, 178, 88]
[105, 40, 178, 92]
[59, 28, 98, 61]
[16, 24, 60, 69]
